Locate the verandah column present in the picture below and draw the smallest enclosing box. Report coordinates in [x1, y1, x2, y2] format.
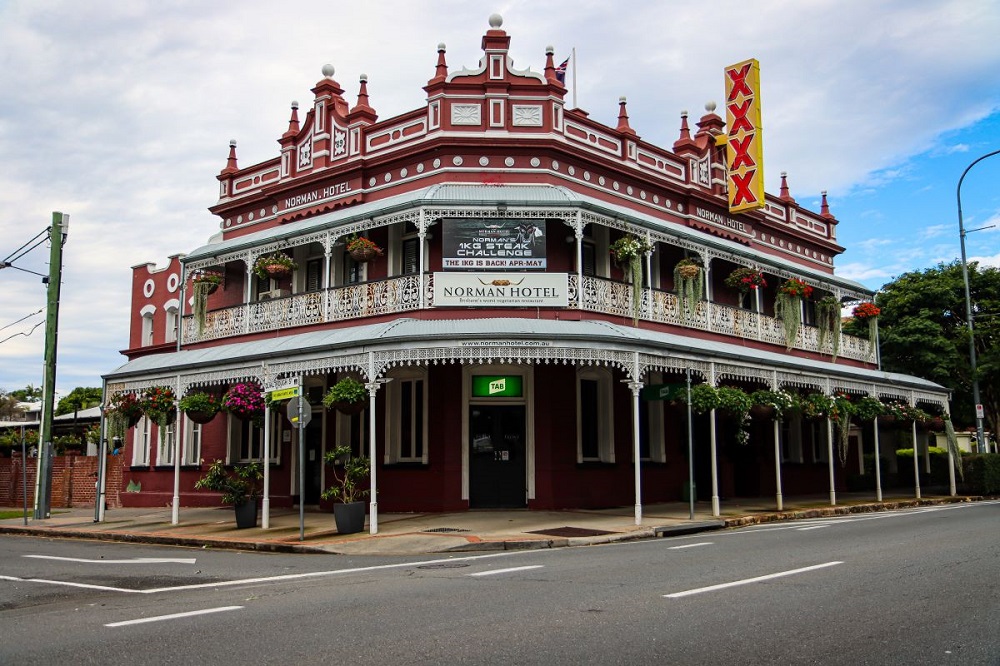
[773, 418, 783, 511]
[827, 416, 836, 506]
[710, 408, 720, 517]
[171, 375, 182, 525]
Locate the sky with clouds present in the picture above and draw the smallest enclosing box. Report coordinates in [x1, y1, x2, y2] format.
[1, 0, 999, 398]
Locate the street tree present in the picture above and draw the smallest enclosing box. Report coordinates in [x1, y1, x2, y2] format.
[55, 387, 102, 416]
[849, 260, 999, 436]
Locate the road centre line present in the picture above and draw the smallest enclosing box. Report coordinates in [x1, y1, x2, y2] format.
[468, 565, 544, 577]
[668, 542, 713, 550]
[664, 561, 843, 599]
[24, 555, 197, 565]
[0, 551, 524, 595]
[0, 575, 138, 594]
[105, 606, 242, 627]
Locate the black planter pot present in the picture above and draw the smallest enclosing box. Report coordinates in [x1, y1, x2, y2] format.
[333, 501, 366, 534]
[234, 499, 258, 529]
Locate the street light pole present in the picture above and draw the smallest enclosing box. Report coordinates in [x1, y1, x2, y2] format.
[956, 149, 1000, 454]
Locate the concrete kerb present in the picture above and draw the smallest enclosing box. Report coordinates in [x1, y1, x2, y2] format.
[0, 496, 986, 555]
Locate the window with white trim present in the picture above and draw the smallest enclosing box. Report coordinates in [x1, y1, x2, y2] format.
[638, 372, 666, 462]
[164, 306, 178, 343]
[386, 369, 428, 463]
[141, 313, 154, 347]
[810, 420, 829, 463]
[577, 367, 615, 463]
[132, 417, 150, 466]
[228, 415, 279, 463]
[780, 417, 804, 463]
[183, 419, 202, 465]
[158, 423, 175, 466]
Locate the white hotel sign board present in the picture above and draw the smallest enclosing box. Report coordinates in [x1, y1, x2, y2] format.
[433, 273, 568, 307]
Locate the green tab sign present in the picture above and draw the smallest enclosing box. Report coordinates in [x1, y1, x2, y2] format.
[472, 375, 523, 398]
[640, 383, 685, 401]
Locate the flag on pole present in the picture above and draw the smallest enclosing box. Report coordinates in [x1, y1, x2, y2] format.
[555, 57, 569, 84]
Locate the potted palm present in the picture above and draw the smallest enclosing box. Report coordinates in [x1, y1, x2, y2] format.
[253, 253, 297, 280]
[322, 444, 370, 534]
[346, 234, 384, 263]
[194, 460, 263, 529]
[179, 390, 222, 425]
[322, 377, 368, 414]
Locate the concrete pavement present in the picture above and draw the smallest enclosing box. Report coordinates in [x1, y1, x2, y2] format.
[0, 493, 983, 555]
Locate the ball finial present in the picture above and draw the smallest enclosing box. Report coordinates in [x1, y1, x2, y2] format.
[488, 13, 503, 28]
[705, 101, 717, 113]
[321, 63, 335, 78]
[229, 139, 237, 147]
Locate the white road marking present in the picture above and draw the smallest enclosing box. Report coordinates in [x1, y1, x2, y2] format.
[668, 542, 713, 549]
[664, 561, 843, 599]
[468, 565, 544, 577]
[796, 525, 829, 531]
[24, 555, 197, 565]
[0, 551, 524, 595]
[0, 575, 138, 594]
[105, 606, 242, 627]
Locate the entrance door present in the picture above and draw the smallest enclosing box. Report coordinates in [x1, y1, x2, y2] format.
[469, 405, 527, 508]
[303, 416, 323, 504]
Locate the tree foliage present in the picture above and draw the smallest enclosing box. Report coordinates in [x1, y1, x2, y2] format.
[55, 387, 102, 416]
[861, 261, 999, 436]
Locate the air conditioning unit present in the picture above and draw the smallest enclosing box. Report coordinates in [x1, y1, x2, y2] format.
[259, 289, 290, 301]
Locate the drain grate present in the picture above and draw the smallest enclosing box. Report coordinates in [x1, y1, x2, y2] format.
[417, 562, 471, 569]
[528, 526, 616, 538]
[423, 527, 470, 533]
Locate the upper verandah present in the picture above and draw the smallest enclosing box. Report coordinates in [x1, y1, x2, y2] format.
[208, 14, 843, 273]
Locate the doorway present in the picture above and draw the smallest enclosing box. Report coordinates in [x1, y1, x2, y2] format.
[303, 416, 323, 504]
[469, 405, 527, 508]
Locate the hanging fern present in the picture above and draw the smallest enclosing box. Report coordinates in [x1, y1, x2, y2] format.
[815, 296, 842, 361]
[774, 292, 802, 350]
[673, 259, 704, 319]
[192, 280, 215, 334]
[629, 252, 642, 325]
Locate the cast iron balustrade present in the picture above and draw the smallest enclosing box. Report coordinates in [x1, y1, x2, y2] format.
[181, 273, 872, 361]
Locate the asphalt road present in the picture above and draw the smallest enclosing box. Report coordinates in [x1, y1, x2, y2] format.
[2, 501, 998, 665]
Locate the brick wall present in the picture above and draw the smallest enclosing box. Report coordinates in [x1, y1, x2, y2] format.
[0, 454, 125, 509]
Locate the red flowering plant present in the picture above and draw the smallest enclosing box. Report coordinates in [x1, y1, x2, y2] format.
[778, 278, 813, 298]
[106, 391, 143, 440]
[223, 381, 265, 421]
[346, 234, 384, 257]
[724, 267, 767, 293]
[852, 302, 881, 321]
[138, 386, 177, 444]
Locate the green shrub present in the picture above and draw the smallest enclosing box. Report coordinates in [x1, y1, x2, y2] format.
[961, 454, 1000, 495]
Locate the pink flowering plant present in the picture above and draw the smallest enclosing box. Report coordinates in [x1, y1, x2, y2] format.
[222, 381, 265, 420]
[724, 267, 767, 293]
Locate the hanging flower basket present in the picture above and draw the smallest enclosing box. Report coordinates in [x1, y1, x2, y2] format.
[724, 267, 767, 294]
[673, 258, 704, 319]
[346, 235, 384, 263]
[223, 381, 265, 421]
[253, 253, 298, 281]
[323, 377, 368, 414]
[179, 391, 222, 425]
[677, 262, 700, 279]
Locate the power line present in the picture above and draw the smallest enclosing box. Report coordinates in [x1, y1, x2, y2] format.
[0, 320, 44, 345]
[0, 309, 44, 332]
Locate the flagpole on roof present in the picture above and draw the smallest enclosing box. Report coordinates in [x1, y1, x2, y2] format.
[572, 47, 577, 109]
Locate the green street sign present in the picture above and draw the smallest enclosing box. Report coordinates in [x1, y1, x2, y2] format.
[270, 386, 300, 401]
[641, 383, 686, 401]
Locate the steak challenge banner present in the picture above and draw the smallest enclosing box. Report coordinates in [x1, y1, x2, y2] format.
[442, 218, 546, 270]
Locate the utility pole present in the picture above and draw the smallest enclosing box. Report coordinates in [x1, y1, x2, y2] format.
[34, 212, 69, 520]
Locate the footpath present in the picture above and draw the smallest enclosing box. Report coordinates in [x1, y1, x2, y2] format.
[0, 493, 983, 556]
